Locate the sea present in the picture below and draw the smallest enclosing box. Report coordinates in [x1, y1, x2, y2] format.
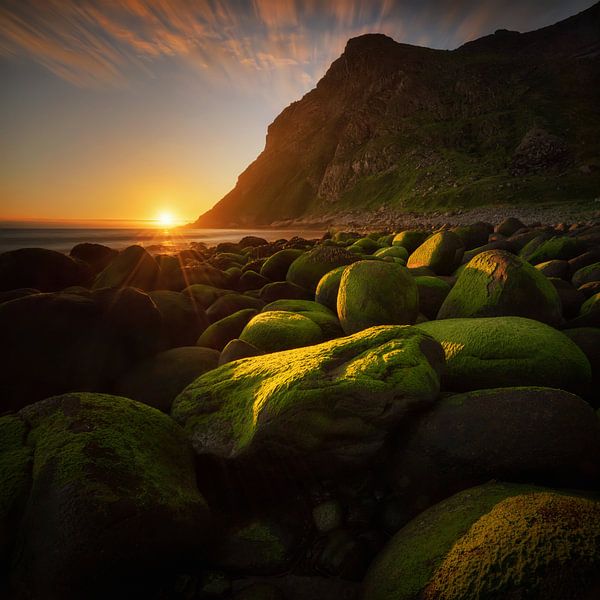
[0, 221, 327, 254]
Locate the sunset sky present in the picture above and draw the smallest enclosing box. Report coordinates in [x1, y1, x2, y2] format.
[0, 0, 594, 224]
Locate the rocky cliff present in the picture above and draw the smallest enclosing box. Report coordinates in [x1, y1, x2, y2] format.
[192, 2, 600, 228]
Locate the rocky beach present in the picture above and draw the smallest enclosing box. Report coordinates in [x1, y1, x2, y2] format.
[1, 216, 599, 599]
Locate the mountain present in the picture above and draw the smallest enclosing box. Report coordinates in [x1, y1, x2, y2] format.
[192, 3, 600, 228]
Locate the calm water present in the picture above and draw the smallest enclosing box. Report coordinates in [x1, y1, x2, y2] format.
[0, 227, 326, 254]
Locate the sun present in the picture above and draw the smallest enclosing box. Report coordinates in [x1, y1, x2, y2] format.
[157, 211, 174, 227]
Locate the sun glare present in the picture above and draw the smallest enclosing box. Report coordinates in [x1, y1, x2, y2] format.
[157, 211, 174, 227]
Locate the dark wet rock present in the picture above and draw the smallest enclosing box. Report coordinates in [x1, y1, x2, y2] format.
[183, 284, 234, 310]
[240, 236, 269, 248]
[451, 222, 492, 250]
[198, 308, 260, 351]
[414, 276, 451, 321]
[495, 217, 525, 237]
[572, 261, 600, 288]
[0, 287, 39, 304]
[535, 259, 570, 279]
[114, 347, 219, 412]
[70, 243, 118, 274]
[0, 248, 92, 292]
[259, 281, 312, 303]
[239, 270, 271, 292]
[206, 293, 265, 323]
[549, 278, 586, 319]
[93, 245, 159, 291]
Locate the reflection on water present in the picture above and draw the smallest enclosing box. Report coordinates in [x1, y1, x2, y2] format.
[0, 227, 326, 254]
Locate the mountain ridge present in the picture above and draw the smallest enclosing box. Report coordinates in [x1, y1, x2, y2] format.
[192, 2, 600, 228]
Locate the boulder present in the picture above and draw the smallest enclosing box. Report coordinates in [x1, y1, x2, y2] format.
[182, 284, 233, 309]
[259, 281, 312, 303]
[392, 231, 429, 253]
[437, 250, 562, 325]
[219, 339, 265, 366]
[260, 249, 304, 281]
[414, 276, 451, 320]
[0, 288, 39, 304]
[93, 245, 159, 291]
[262, 299, 342, 339]
[495, 217, 525, 237]
[239, 311, 324, 352]
[206, 293, 265, 323]
[172, 326, 444, 471]
[69, 243, 117, 274]
[521, 235, 587, 264]
[535, 259, 570, 279]
[562, 327, 600, 406]
[287, 246, 357, 292]
[337, 261, 419, 335]
[0, 248, 91, 292]
[392, 387, 600, 510]
[460, 239, 515, 264]
[407, 232, 464, 275]
[197, 308, 259, 351]
[362, 482, 600, 600]
[148, 290, 209, 348]
[571, 261, 600, 288]
[238, 270, 271, 292]
[114, 347, 219, 412]
[451, 222, 492, 250]
[549, 278, 586, 319]
[416, 316, 591, 394]
[239, 236, 268, 248]
[315, 266, 347, 312]
[9, 393, 210, 599]
[374, 246, 408, 261]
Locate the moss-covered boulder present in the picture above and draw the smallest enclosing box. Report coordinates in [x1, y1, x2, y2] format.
[148, 290, 209, 348]
[259, 281, 312, 303]
[414, 276, 451, 320]
[93, 245, 159, 291]
[495, 216, 525, 236]
[206, 293, 264, 323]
[392, 387, 600, 511]
[173, 263, 230, 290]
[521, 235, 587, 265]
[374, 246, 409, 261]
[571, 261, 600, 288]
[362, 482, 600, 600]
[70, 243, 118, 275]
[392, 231, 429, 254]
[114, 347, 219, 412]
[315, 266, 347, 312]
[239, 311, 324, 352]
[337, 261, 418, 335]
[287, 246, 357, 292]
[183, 284, 233, 309]
[10, 393, 210, 599]
[239, 270, 270, 292]
[0, 248, 92, 292]
[0, 288, 162, 410]
[197, 308, 259, 351]
[348, 237, 382, 255]
[451, 222, 492, 250]
[172, 326, 443, 471]
[262, 299, 342, 339]
[260, 249, 304, 281]
[407, 232, 464, 275]
[535, 259, 570, 279]
[437, 250, 562, 325]
[219, 339, 265, 365]
[416, 316, 591, 393]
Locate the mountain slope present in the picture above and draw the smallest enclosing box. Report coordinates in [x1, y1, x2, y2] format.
[193, 3, 600, 228]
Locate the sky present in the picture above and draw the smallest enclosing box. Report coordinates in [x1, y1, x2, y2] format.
[0, 0, 595, 224]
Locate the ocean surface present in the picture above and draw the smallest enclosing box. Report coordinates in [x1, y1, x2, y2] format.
[0, 225, 327, 254]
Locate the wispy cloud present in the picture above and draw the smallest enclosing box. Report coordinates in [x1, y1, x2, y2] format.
[0, 0, 592, 101]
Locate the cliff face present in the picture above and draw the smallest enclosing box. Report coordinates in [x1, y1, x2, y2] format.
[193, 3, 600, 228]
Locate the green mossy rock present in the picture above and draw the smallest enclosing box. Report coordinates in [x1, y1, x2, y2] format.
[172, 326, 443, 470]
[407, 232, 464, 275]
[182, 284, 233, 309]
[374, 246, 409, 261]
[0, 248, 92, 292]
[259, 281, 312, 303]
[437, 250, 562, 325]
[239, 270, 270, 292]
[392, 231, 429, 253]
[93, 245, 159, 291]
[348, 237, 382, 255]
[206, 293, 265, 323]
[11, 393, 210, 599]
[262, 299, 342, 339]
[315, 266, 347, 312]
[451, 222, 492, 250]
[567, 291, 600, 328]
[114, 347, 220, 412]
[572, 261, 600, 288]
[239, 311, 324, 352]
[416, 316, 591, 393]
[197, 308, 259, 351]
[337, 261, 419, 335]
[522, 235, 587, 265]
[287, 246, 358, 292]
[0, 415, 32, 565]
[392, 387, 600, 511]
[414, 276, 452, 320]
[260, 249, 304, 281]
[148, 290, 209, 348]
[363, 482, 600, 600]
[219, 338, 265, 365]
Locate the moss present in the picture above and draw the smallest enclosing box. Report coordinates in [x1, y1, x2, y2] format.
[580, 292, 600, 315]
[182, 284, 233, 310]
[172, 325, 443, 466]
[19, 393, 206, 511]
[522, 236, 587, 265]
[337, 261, 419, 334]
[424, 492, 600, 599]
[416, 316, 591, 393]
[374, 246, 409, 261]
[260, 249, 304, 281]
[348, 237, 382, 255]
[240, 311, 324, 352]
[392, 231, 429, 253]
[286, 246, 358, 292]
[572, 262, 600, 288]
[363, 482, 600, 600]
[437, 250, 562, 324]
[315, 265, 348, 311]
[197, 308, 259, 351]
[262, 299, 342, 339]
[414, 276, 452, 320]
[407, 232, 464, 275]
